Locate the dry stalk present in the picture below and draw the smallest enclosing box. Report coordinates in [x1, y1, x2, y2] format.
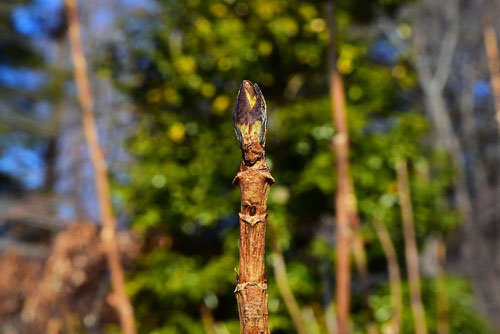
[436, 239, 449, 334]
[269, 229, 308, 334]
[326, 0, 353, 332]
[65, 1, 136, 333]
[233, 80, 274, 333]
[348, 181, 378, 334]
[372, 218, 402, 334]
[396, 159, 427, 334]
[201, 304, 216, 334]
[483, 15, 500, 132]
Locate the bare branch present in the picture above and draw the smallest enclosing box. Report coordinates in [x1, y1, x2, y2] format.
[432, 0, 460, 92]
[326, 0, 352, 332]
[64, 0, 136, 333]
[270, 230, 308, 334]
[233, 80, 273, 334]
[396, 160, 427, 334]
[372, 218, 402, 334]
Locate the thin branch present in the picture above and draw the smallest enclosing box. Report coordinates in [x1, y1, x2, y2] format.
[372, 218, 402, 334]
[201, 304, 216, 334]
[64, 1, 136, 333]
[482, 14, 500, 132]
[352, 231, 378, 334]
[326, 0, 352, 332]
[233, 80, 273, 333]
[413, 31, 434, 92]
[348, 180, 378, 334]
[432, 0, 460, 92]
[325, 302, 338, 334]
[302, 307, 322, 334]
[436, 239, 449, 334]
[396, 159, 427, 334]
[270, 229, 308, 334]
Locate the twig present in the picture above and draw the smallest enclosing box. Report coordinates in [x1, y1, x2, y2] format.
[396, 159, 427, 334]
[233, 80, 274, 333]
[482, 14, 500, 132]
[324, 302, 338, 334]
[326, 0, 353, 332]
[436, 238, 449, 334]
[270, 229, 308, 334]
[201, 304, 216, 334]
[372, 218, 402, 334]
[348, 179, 378, 334]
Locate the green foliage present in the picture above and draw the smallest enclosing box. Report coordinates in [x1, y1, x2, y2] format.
[105, 0, 494, 332]
[370, 277, 496, 334]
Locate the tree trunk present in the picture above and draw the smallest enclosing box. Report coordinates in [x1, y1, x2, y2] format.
[233, 80, 273, 334]
[65, 1, 136, 333]
[326, 1, 352, 332]
[396, 160, 427, 334]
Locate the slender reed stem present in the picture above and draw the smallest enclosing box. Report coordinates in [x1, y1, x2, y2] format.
[325, 1, 352, 332]
[325, 302, 338, 334]
[396, 159, 427, 334]
[348, 180, 378, 333]
[201, 304, 216, 334]
[436, 239, 449, 334]
[372, 218, 402, 334]
[65, 1, 136, 333]
[270, 229, 308, 334]
[482, 15, 500, 132]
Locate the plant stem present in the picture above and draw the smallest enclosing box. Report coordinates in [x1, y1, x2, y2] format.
[396, 159, 427, 334]
[324, 302, 338, 334]
[372, 218, 402, 334]
[326, 1, 352, 332]
[233, 80, 274, 333]
[201, 304, 216, 334]
[352, 230, 378, 334]
[270, 229, 308, 334]
[436, 238, 449, 334]
[65, 1, 136, 333]
[348, 180, 378, 333]
[482, 14, 500, 132]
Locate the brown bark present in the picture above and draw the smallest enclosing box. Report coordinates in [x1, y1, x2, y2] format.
[482, 15, 500, 132]
[233, 80, 273, 334]
[269, 230, 308, 334]
[64, 1, 136, 333]
[372, 219, 402, 334]
[436, 239, 449, 334]
[396, 160, 427, 334]
[326, 1, 351, 332]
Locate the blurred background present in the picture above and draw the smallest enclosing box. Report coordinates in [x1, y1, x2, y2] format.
[0, 0, 499, 333]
